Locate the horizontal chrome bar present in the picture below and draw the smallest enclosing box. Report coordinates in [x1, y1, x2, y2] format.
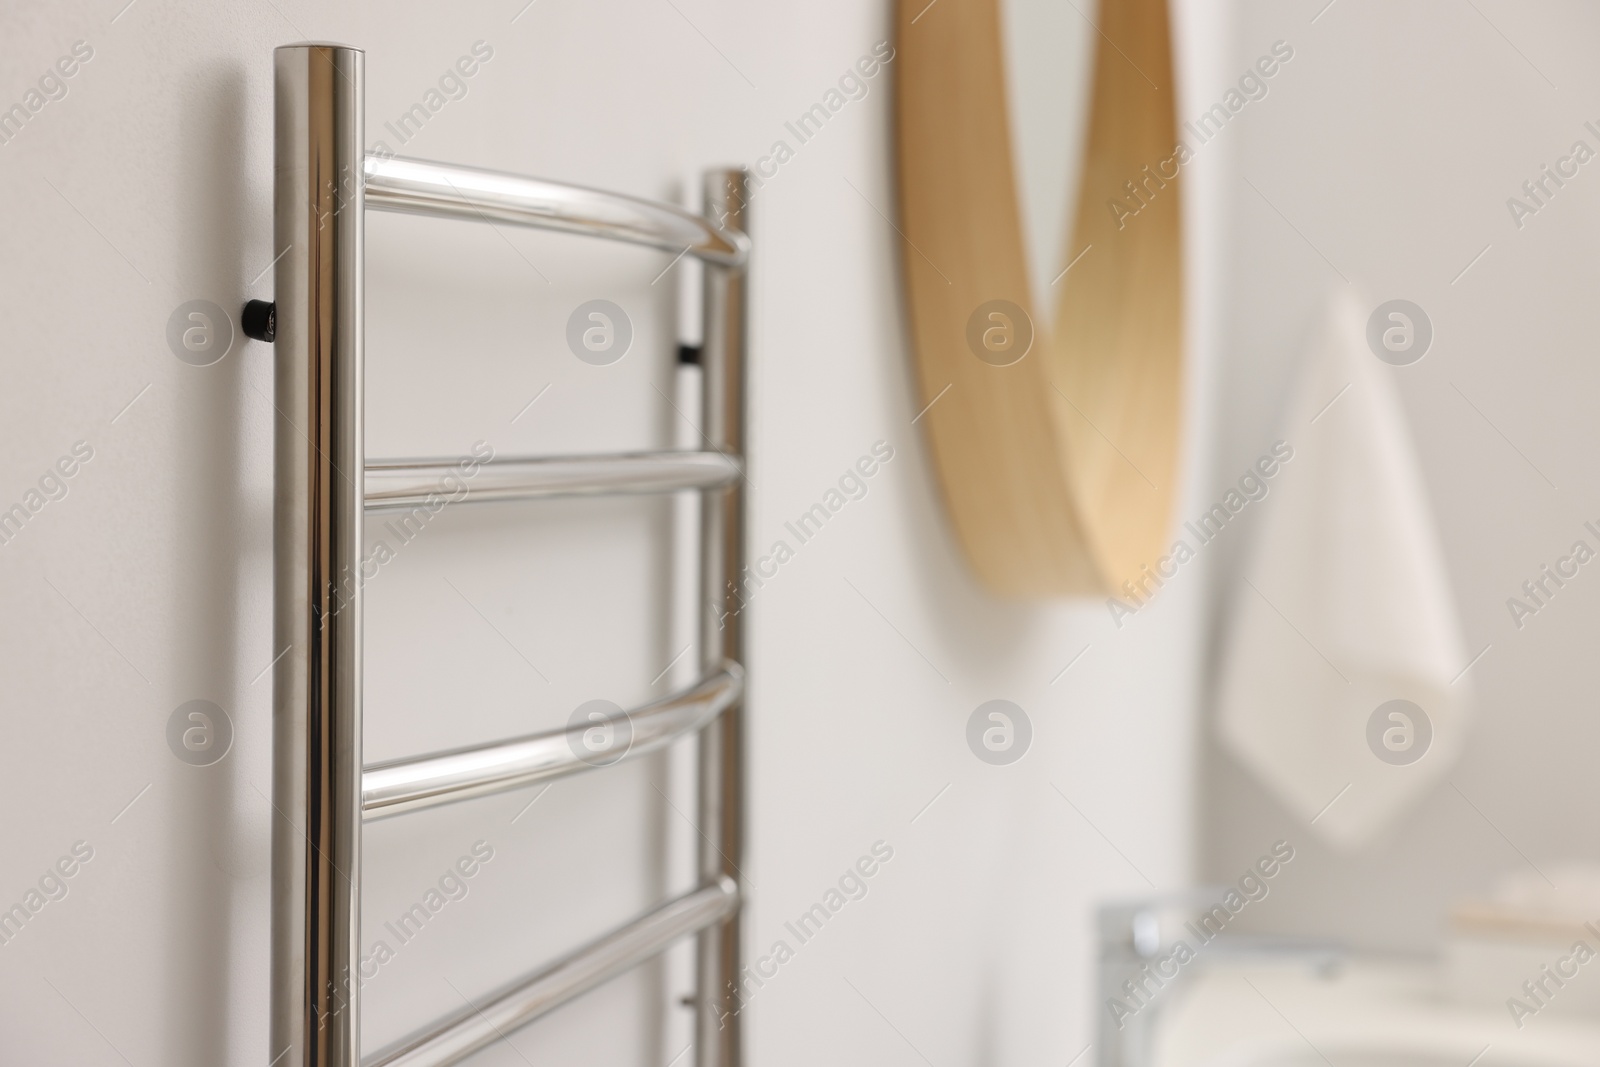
[363, 877, 739, 1067]
[364, 451, 741, 512]
[362, 665, 743, 820]
[364, 154, 749, 268]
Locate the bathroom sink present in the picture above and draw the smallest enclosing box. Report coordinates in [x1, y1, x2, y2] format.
[1150, 957, 1600, 1067]
[1212, 1051, 1571, 1067]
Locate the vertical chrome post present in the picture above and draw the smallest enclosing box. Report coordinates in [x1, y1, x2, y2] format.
[272, 43, 365, 1067]
[695, 169, 748, 1067]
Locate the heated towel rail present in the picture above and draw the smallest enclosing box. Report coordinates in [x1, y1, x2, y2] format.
[265, 44, 748, 1067]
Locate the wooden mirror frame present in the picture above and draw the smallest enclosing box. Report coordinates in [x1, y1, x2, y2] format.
[894, 0, 1183, 597]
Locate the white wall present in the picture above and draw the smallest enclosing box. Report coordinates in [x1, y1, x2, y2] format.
[1203, 0, 1600, 951]
[0, 1, 1205, 1063]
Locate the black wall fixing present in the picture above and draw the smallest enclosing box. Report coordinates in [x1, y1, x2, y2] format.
[242, 299, 276, 343]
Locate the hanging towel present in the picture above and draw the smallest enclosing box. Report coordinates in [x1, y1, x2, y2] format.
[1216, 290, 1470, 850]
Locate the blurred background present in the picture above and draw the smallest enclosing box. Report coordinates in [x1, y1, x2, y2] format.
[2, 1, 1597, 1065]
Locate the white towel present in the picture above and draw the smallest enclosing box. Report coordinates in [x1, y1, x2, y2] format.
[1216, 291, 1470, 850]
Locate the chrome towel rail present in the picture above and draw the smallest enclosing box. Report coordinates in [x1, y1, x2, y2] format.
[269, 43, 749, 1067]
[364, 451, 742, 511]
[364, 153, 750, 266]
[363, 878, 740, 1067]
[362, 665, 743, 819]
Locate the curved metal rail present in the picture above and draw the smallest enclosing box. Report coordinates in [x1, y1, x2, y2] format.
[362, 664, 743, 819]
[364, 451, 741, 512]
[364, 153, 750, 267]
[362, 878, 740, 1067]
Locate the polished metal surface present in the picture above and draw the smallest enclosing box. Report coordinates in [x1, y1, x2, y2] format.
[270, 68, 749, 1063]
[362, 665, 743, 819]
[364, 451, 741, 512]
[362, 878, 740, 1067]
[271, 43, 365, 1067]
[1096, 896, 1344, 1067]
[695, 169, 749, 1067]
[364, 153, 750, 267]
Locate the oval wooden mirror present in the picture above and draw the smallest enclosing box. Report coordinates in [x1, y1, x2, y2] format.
[894, 0, 1182, 598]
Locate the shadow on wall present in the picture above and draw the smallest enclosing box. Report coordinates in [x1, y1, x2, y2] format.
[163, 60, 253, 1067]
